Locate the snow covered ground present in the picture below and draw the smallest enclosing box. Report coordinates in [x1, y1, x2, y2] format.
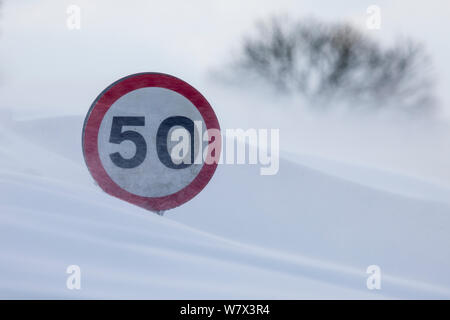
[1, 115, 450, 299]
[1, 0, 450, 300]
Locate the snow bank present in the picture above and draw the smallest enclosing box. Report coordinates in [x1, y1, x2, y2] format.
[1, 116, 449, 298]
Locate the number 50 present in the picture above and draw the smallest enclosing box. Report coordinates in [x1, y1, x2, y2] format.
[108, 116, 195, 169]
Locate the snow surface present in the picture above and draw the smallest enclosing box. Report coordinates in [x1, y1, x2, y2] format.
[1, 115, 450, 299]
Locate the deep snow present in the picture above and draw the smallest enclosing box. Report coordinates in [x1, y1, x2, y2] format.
[1, 115, 450, 298]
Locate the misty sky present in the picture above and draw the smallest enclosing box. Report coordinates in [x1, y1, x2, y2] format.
[1, 0, 450, 186]
[1, 0, 450, 118]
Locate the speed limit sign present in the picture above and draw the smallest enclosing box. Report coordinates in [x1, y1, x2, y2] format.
[82, 73, 221, 213]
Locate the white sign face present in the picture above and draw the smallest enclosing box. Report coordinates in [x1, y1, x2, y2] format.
[98, 87, 204, 197]
[82, 73, 221, 212]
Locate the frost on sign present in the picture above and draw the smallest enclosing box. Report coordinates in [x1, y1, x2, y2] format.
[82, 73, 221, 213]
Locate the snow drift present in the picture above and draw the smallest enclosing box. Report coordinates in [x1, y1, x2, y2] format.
[0, 115, 450, 299]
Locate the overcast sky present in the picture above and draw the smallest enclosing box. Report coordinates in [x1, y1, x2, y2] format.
[1, 0, 450, 185]
[1, 0, 450, 119]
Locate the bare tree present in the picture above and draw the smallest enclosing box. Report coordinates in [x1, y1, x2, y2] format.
[236, 16, 436, 113]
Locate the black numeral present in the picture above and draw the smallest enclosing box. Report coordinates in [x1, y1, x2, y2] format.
[156, 116, 195, 169]
[109, 116, 147, 169]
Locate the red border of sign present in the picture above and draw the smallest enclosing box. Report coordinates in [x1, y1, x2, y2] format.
[82, 72, 221, 212]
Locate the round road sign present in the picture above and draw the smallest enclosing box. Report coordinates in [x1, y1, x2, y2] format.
[82, 72, 221, 212]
